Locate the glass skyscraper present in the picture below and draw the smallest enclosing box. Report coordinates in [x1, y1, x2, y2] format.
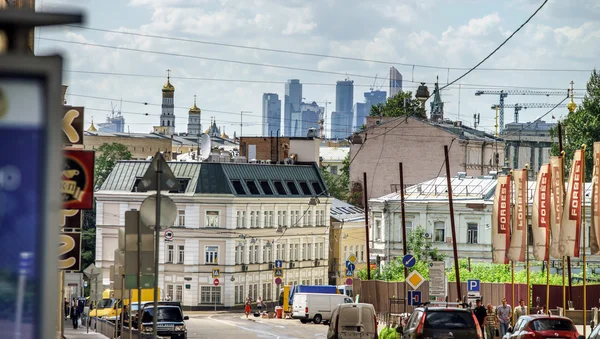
[284, 79, 302, 136]
[262, 93, 281, 137]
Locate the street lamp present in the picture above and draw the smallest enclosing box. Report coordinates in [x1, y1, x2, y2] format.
[415, 83, 430, 107]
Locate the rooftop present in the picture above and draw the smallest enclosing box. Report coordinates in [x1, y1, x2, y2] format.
[330, 198, 364, 222]
[320, 147, 349, 162]
[100, 161, 328, 198]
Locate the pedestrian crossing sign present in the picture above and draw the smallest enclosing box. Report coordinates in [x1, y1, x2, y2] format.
[274, 268, 284, 277]
[212, 269, 220, 278]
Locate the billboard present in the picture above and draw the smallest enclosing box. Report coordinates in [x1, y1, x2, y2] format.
[62, 150, 94, 210]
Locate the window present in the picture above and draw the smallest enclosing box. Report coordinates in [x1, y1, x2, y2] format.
[254, 245, 259, 263]
[286, 181, 299, 195]
[282, 211, 287, 227]
[169, 178, 190, 194]
[307, 243, 312, 260]
[306, 210, 313, 226]
[311, 182, 324, 195]
[178, 210, 185, 227]
[175, 285, 183, 301]
[254, 211, 260, 228]
[236, 211, 245, 228]
[205, 246, 219, 264]
[250, 211, 255, 228]
[375, 218, 382, 240]
[235, 286, 244, 304]
[200, 286, 221, 304]
[273, 181, 286, 195]
[235, 245, 242, 264]
[260, 181, 273, 195]
[178, 245, 185, 264]
[302, 244, 306, 260]
[246, 180, 260, 194]
[206, 211, 219, 227]
[294, 244, 299, 261]
[467, 223, 478, 244]
[166, 285, 173, 301]
[166, 244, 174, 263]
[330, 166, 338, 175]
[299, 182, 312, 195]
[434, 221, 445, 242]
[232, 180, 246, 195]
[320, 242, 324, 259]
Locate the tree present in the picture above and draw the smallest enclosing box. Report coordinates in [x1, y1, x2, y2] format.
[551, 70, 600, 181]
[370, 91, 426, 119]
[94, 142, 133, 188]
[321, 154, 356, 202]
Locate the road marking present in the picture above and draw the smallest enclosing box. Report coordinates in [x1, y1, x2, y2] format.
[208, 315, 281, 339]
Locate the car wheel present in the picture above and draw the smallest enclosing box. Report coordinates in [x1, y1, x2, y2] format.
[300, 319, 307, 324]
[313, 314, 322, 324]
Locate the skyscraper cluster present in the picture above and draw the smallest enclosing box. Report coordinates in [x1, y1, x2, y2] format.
[261, 68, 402, 139]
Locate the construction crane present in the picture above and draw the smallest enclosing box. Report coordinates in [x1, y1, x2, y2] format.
[491, 103, 568, 124]
[475, 90, 569, 133]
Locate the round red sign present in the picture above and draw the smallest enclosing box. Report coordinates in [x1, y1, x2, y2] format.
[275, 277, 282, 285]
[213, 278, 219, 286]
[346, 278, 353, 286]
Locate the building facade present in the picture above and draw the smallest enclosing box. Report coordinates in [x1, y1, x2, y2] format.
[159, 73, 176, 135]
[82, 131, 173, 160]
[349, 116, 506, 201]
[330, 111, 353, 140]
[389, 67, 402, 97]
[262, 93, 281, 137]
[502, 120, 555, 180]
[284, 79, 302, 137]
[335, 80, 354, 114]
[95, 160, 331, 309]
[329, 199, 366, 285]
[291, 101, 322, 137]
[187, 96, 202, 136]
[320, 146, 349, 175]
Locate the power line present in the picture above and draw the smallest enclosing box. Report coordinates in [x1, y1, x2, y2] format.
[63, 24, 595, 73]
[439, 0, 549, 92]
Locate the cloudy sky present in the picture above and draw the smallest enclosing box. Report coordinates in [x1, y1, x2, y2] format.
[36, 0, 599, 137]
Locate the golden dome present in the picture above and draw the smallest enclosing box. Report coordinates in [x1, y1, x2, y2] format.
[189, 95, 200, 114]
[221, 127, 229, 139]
[87, 119, 97, 132]
[567, 100, 577, 113]
[162, 69, 175, 92]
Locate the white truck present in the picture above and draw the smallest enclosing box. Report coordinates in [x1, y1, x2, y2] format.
[292, 292, 354, 324]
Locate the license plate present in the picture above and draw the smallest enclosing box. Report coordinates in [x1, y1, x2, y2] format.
[157, 324, 174, 331]
[340, 332, 370, 338]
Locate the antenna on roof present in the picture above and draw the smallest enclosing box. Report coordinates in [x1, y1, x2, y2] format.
[200, 133, 212, 161]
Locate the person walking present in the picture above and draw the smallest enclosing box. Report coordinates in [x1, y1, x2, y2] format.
[257, 296, 263, 313]
[496, 298, 512, 337]
[513, 299, 527, 320]
[70, 298, 79, 329]
[484, 304, 499, 339]
[474, 299, 487, 334]
[244, 296, 252, 319]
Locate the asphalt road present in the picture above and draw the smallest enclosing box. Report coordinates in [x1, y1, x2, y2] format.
[185, 313, 329, 339]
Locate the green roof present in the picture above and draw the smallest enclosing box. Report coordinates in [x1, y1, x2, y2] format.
[100, 161, 327, 198]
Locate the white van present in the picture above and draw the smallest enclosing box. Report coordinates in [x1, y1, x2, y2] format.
[327, 303, 377, 339]
[292, 293, 354, 324]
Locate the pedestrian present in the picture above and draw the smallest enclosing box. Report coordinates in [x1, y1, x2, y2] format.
[474, 299, 487, 333]
[496, 297, 512, 337]
[64, 298, 69, 320]
[122, 304, 130, 328]
[244, 296, 252, 319]
[537, 304, 550, 316]
[484, 303, 499, 339]
[70, 298, 79, 329]
[513, 299, 527, 320]
[257, 296, 263, 312]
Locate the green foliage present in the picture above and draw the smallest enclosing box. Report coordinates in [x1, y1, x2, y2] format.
[81, 207, 96, 274]
[406, 226, 445, 262]
[370, 91, 425, 119]
[550, 69, 600, 181]
[95, 142, 133, 187]
[321, 154, 356, 202]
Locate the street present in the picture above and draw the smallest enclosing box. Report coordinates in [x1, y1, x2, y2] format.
[185, 313, 328, 339]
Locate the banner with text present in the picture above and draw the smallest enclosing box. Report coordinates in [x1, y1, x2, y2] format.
[549, 156, 565, 259]
[532, 164, 551, 261]
[508, 169, 527, 263]
[492, 175, 511, 264]
[591, 143, 600, 254]
[559, 149, 584, 257]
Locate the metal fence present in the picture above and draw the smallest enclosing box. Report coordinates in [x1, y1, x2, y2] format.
[531, 284, 600, 310]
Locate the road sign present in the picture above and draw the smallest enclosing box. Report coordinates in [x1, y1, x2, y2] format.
[275, 260, 283, 268]
[275, 277, 282, 285]
[274, 268, 284, 277]
[19, 252, 33, 276]
[467, 279, 481, 293]
[164, 229, 173, 241]
[428, 261, 446, 300]
[347, 263, 356, 272]
[408, 290, 422, 306]
[402, 254, 416, 269]
[346, 278, 353, 286]
[212, 268, 220, 278]
[406, 271, 424, 290]
[137, 152, 181, 192]
[345, 260, 351, 268]
[213, 279, 219, 286]
[345, 269, 354, 277]
[348, 254, 357, 263]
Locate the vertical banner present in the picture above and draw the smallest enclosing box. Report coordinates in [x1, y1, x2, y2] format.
[559, 149, 584, 257]
[492, 175, 511, 264]
[532, 164, 551, 261]
[591, 142, 600, 254]
[549, 156, 565, 259]
[508, 169, 527, 262]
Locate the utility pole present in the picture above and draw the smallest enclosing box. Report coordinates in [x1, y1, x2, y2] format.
[444, 145, 462, 300]
[399, 163, 408, 311]
[363, 172, 371, 280]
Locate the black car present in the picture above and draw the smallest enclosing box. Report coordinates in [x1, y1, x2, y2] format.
[139, 304, 189, 339]
[401, 306, 482, 339]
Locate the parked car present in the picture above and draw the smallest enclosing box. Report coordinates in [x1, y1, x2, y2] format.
[400, 306, 482, 339]
[326, 303, 377, 339]
[504, 315, 582, 339]
[139, 303, 189, 339]
[292, 292, 354, 324]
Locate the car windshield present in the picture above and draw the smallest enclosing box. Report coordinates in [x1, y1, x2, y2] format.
[531, 319, 574, 331]
[141, 307, 183, 323]
[97, 299, 114, 308]
[424, 311, 475, 330]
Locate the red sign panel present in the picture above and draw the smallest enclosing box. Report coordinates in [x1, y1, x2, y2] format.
[497, 179, 510, 234]
[62, 150, 95, 209]
[213, 278, 219, 286]
[538, 171, 550, 229]
[569, 159, 582, 221]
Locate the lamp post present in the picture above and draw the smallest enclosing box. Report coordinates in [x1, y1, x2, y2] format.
[415, 83, 430, 118]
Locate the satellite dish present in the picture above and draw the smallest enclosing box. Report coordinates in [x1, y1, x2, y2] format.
[139, 194, 177, 229]
[200, 133, 212, 160]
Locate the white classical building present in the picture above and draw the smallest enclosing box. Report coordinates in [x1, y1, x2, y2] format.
[95, 160, 331, 309]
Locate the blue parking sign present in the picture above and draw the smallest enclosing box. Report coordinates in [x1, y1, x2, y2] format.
[408, 290, 422, 306]
[467, 280, 480, 293]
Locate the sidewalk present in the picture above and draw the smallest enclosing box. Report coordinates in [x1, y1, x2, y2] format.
[63, 324, 109, 339]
